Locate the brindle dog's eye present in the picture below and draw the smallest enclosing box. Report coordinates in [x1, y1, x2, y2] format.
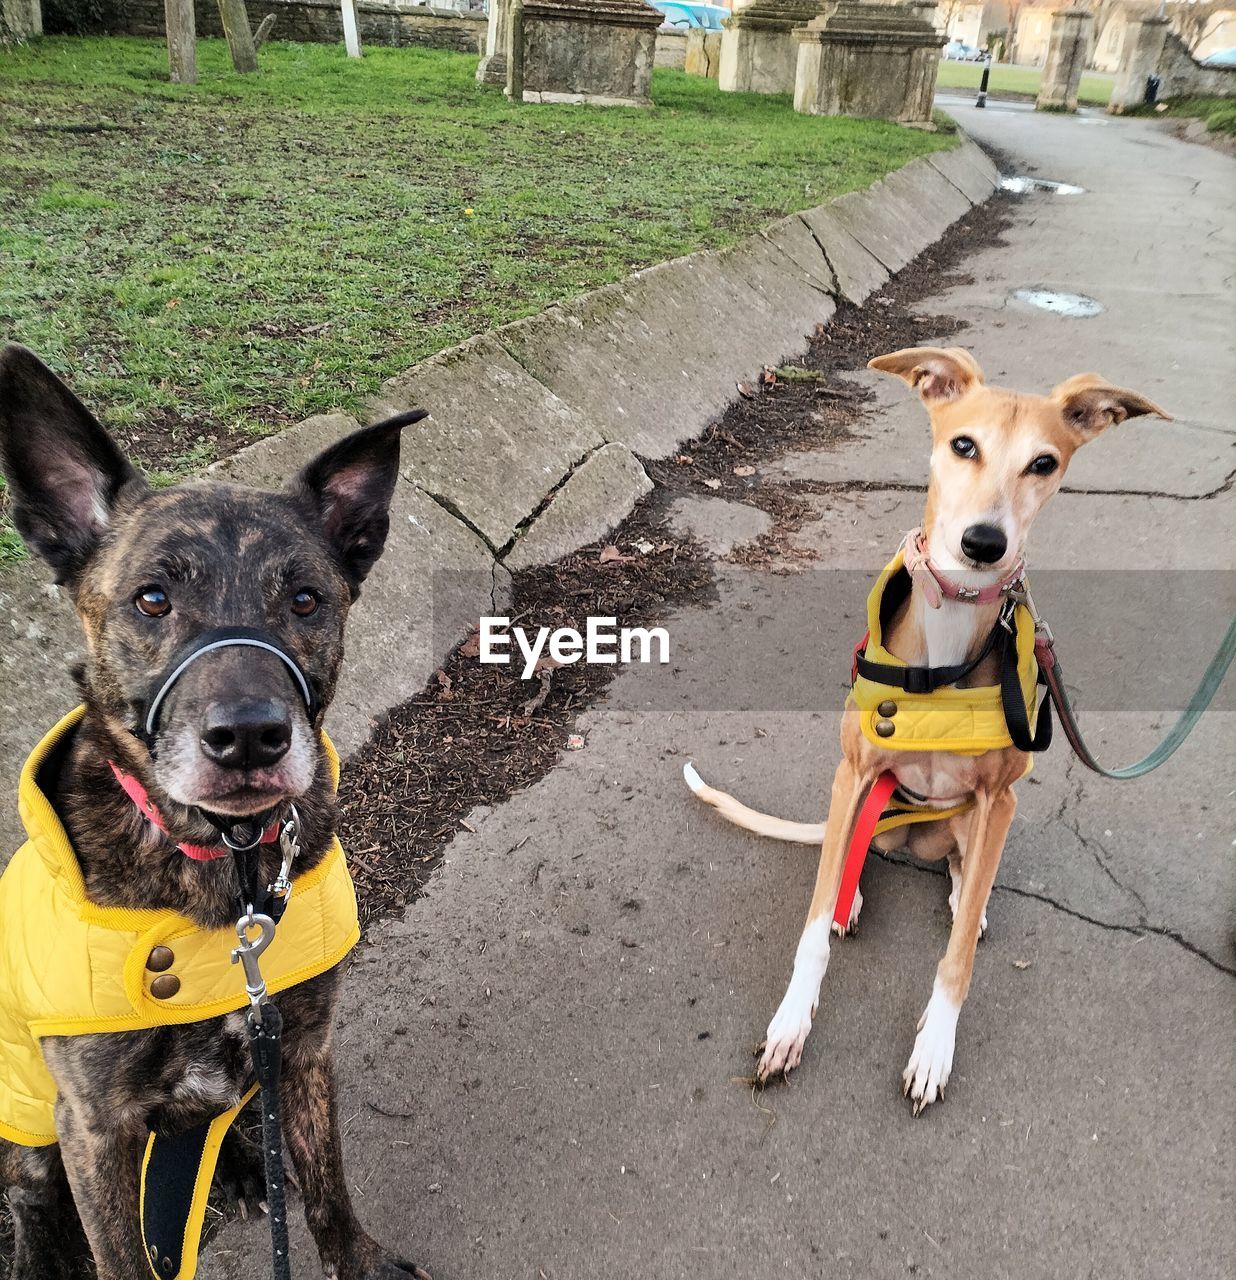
[1027, 454, 1059, 477]
[291, 589, 320, 617]
[951, 436, 978, 460]
[134, 588, 171, 618]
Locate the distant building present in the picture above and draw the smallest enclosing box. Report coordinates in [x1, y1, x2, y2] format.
[936, 0, 1235, 68]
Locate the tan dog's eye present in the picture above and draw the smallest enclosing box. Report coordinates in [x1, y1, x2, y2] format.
[291, 589, 320, 617]
[951, 436, 978, 460]
[1027, 455, 1059, 477]
[134, 588, 171, 618]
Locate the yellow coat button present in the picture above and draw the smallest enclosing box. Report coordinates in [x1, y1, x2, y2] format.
[146, 946, 175, 973]
[878, 700, 898, 718]
[150, 974, 181, 1000]
[875, 719, 896, 738]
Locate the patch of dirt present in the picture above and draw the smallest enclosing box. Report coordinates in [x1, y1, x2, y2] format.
[338, 504, 714, 929]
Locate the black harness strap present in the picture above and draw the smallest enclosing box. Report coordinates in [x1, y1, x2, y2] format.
[853, 565, 1007, 695]
[999, 624, 1053, 754]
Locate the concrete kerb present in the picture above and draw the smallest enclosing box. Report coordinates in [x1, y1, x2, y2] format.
[0, 136, 998, 850]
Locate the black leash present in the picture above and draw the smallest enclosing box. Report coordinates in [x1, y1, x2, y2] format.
[228, 810, 300, 1280]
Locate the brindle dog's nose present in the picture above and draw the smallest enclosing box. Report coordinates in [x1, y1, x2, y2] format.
[960, 523, 1008, 565]
[200, 699, 292, 769]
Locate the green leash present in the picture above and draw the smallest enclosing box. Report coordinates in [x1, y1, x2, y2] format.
[1034, 610, 1236, 780]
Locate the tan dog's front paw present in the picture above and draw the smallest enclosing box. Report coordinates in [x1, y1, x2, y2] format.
[756, 998, 815, 1080]
[902, 982, 959, 1115]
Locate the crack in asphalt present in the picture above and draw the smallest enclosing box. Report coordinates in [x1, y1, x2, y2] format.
[873, 848, 1235, 977]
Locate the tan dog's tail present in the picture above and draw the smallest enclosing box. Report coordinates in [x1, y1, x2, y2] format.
[683, 762, 824, 845]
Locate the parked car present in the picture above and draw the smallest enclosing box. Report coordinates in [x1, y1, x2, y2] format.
[942, 40, 986, 61]
[650, 1, 728, 31]
[1200, 46, 1236, 68]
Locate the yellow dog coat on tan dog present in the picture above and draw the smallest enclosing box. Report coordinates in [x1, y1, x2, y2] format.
[0, 707, 360, 1277]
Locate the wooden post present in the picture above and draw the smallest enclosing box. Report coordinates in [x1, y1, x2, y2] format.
[341, 0, 362, 57]
[165, 0, 197, 84]
[505, 0, 524, 102]
[217, 0, 259, 73]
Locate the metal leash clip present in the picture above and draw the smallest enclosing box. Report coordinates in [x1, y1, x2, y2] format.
[231, 911, 277, 1023]
[268, 803, 301, 915]
[1008, 583, 1054, 646]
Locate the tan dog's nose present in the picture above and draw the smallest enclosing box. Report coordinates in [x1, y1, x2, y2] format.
[960, 523, 1007, 564]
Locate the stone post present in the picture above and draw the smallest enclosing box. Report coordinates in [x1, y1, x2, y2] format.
[1107, 17, 1168, 114]
[793, 1, 944, 123]
[1035, 8, 1093, 112]
[685, 28, 722, 77]
[478, 0, 512, 85]
[719, 0, 828, 95]
[1, 0, 42, 38]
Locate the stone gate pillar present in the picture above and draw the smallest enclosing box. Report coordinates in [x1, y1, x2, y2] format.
[719, 0, 827, 95]
[478, 0, 512, 85]
[793, 1, 944, 122]
[1035, 7, 1094, 112]
[1107, 17, 1168, 114]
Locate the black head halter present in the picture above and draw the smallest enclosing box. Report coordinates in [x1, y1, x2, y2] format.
[137, 625, 319, 751]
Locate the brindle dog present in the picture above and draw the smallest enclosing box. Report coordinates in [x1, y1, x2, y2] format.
[0, 344, 432, 1280]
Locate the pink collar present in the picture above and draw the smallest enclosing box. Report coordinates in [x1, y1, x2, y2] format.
[108, 762, 282, 862]
[903, 529, 1025, 611]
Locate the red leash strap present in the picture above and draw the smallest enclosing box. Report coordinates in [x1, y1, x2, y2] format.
[833, 771, 898, 931]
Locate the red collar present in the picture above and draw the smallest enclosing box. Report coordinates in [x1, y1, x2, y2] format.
[108, 762, 282, 862]
[903, 529, 1025, 610]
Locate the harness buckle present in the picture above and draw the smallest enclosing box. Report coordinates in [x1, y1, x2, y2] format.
[902, 667, 934, 696]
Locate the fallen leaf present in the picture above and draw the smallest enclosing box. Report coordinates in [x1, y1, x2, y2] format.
[733, 465, 755, 477]
[459, 626, 482, 659]
[736, 381, 754, 399]
[165, 298, 181, 309]
[599, 544, 635, 564]
[565, 734, 586, 751]
[635, 540, 655, 554]
[760, 366, 777, 386]
[703, 478, 722, 490]
[675, 453, 695, 466]
[1011, 959, 1031, 970]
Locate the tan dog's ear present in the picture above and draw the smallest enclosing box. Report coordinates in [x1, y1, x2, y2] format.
[867, 346, 984, 404]
[1051, 374, 1172, 439]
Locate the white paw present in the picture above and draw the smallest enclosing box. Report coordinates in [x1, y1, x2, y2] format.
[948, 871, 987, 939]
[902, 983, 960, 1115]
[757, 920, 830, 1080]
[831, 885, 863, 938]
[757, 995, 814, 1080]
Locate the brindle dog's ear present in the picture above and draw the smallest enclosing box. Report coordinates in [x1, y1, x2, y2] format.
[1050, 373, 1172, 440]
[0, 343, 143, 585]
[290, 410, 428, 596]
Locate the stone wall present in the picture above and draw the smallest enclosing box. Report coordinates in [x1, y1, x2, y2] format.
[1157, 29, 1236, 97]
[45, 0, 486, 54]
[654, 28, 687, 67]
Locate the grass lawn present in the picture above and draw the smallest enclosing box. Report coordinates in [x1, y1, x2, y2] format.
[0, 36, 950, 562]
[935, 59, 1114, 106]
